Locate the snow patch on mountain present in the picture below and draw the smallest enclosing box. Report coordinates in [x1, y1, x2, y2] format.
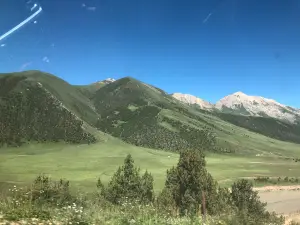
[103, 78, 116, 84]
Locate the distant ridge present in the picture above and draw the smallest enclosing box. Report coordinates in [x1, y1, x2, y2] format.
[172, 92, 300, 124]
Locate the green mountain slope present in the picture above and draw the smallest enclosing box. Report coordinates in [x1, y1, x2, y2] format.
[0, 71, 99, 146]
[1, 70, 300, 154]
[214, 112, 300, 144]
[74, 82, 106, 99]
[92, 77, 225, 152]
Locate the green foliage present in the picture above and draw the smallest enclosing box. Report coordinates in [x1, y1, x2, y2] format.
[29, 174, 74, 206]
[216, 112, 300, 144]
[254, 176, 300, 185]
[140, 170, 155, 203]
[0, 159, 285, 225]
[231, 179, 266, 215]
[156, 151, 283, 224]
[229, 179, 284, 224]
[91, 77, 222, 152]
[96, 104, 218, 152]
[99, 154, 154, 205]
[159, 149, 220, 216]
[1, 184, 51, 221]
[219, 210, 284, 225]
[0, 182, 90, 224]
[0, 72, 97, 146]
[2, 71, 298, 153]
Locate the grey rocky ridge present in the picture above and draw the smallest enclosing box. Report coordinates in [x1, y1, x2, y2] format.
[172, 91, 300, 123]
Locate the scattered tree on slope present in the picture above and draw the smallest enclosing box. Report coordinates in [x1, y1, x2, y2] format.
[0, 77, 96, 146]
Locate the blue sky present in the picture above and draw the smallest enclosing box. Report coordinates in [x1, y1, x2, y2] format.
[0, 0, 300, 107]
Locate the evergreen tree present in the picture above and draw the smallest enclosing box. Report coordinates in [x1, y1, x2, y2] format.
[231, 179, 267, 220]
[102, 154, 154, 204]
[140, 170, 154, 204]
[160, 149, 219, 216]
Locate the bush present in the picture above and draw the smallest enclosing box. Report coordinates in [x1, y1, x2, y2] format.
[99, 154, 154, 205]
[230, 179, 284, 224]
[29, 174, 75, 206]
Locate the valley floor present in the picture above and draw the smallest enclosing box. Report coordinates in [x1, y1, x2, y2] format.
[0, 140, 300, 189]
[1, 140, 300, 223]
[0, 140, 300, 191]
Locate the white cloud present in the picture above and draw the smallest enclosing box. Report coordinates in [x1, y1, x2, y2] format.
[42, 56, 50, 63]
[0, 43, 6, 47]
[82, 3, 96, 11]
[87, 6, 96, 11]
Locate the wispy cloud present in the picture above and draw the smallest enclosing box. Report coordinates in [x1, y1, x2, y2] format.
[203, 12, 213, 24]
[87, 6, 96, 11]
[82, 3, 96, 11]
[42, 56, 50, 63]
[19, 61, 32, 71]
[0, 43, 6, 47]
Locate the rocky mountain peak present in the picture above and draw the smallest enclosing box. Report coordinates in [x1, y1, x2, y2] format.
[172, 91, 300, 123]
[171, 93, 214, 110]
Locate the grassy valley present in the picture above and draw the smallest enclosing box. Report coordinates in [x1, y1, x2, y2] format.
[1, 70, 300, 224]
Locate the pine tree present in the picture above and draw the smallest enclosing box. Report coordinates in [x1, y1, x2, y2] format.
[103, 154, 154, 204]
[140, 170, 154, 204]
[160, 149, 219, 216]
[231, 179, 267, 218]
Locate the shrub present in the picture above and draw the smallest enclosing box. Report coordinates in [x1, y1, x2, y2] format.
[230, 179, 284, 224]
[99, 154, 154, 205]
[29, 174, 74, 206]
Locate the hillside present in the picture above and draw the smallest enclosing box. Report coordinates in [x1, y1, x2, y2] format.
[215, 112, 300, 144]
[74, 78, 115, 99]
[92, 77, 218, 152]
[1, 70, 300, 153]
[0, 71, 98, 146]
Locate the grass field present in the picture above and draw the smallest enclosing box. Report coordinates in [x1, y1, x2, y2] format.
[1, 136, 300, 193]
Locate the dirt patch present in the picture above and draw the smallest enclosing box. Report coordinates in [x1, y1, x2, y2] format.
[254, 185, 300, 192]
[259, 190, 300, 214]
[284, 212, 300, 225]
[256, 187, 300, 224]
[249, 161, 287, 165]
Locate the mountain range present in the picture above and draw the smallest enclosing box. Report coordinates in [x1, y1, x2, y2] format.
[1, 70, 300, 153]
[172, 92, 300, 124]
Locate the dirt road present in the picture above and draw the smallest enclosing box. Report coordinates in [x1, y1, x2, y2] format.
[256, 186, 300, 224]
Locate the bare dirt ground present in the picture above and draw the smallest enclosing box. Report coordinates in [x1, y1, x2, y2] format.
[256, 186, 300, 224]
